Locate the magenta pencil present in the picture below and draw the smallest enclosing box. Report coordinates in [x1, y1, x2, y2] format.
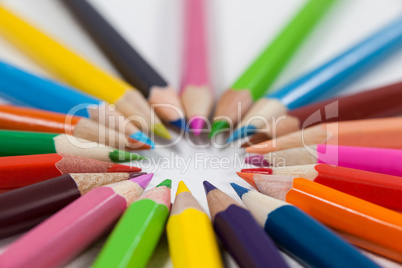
[181, 0, 213, 135]
[0, 174, 153, 268]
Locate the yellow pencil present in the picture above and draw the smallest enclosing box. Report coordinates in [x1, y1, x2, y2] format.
[167, 181, 223, 268]
[0, 6, 171, 139]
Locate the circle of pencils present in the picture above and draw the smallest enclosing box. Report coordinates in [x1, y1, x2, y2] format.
[0, 1, 400, 267]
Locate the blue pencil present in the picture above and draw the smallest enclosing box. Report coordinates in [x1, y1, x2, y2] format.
[229, 16, 402, 142]
[203, 181, 288, 268]
[230, 183, 381, 268]
[0, 60, 153, 147]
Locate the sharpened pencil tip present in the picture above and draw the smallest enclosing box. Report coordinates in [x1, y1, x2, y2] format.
[227, 125, 257, 143]
[129, 131, 155, 149]
[176, 181, 190, 196]
[190, 117, 206, 136]
[203, 181, 217, 194]
[128, 172, 147, 179]
[109, 149, 146, 162]
[157, 179, 172, 188]
[170, 118, 188, 131]
[245, 155, 269, 167]
[152, 123, 172, 140]
[236, 172, 257, 188]
[209, 120, 229, 138]
[131, 173, 154, 189]
[230, 183, 250, 198]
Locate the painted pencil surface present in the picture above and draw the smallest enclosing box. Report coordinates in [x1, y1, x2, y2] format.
[242, 80, 402, 147]
[0, 153, 141, 190]
[181, 0, 214, 135]
[231, 183, 380, 268]
[210, 0, 336, 137]
[0, 104, 151, 150]
[93, 179, 171, 268]
[246, 117, 402, 154]
[0, 7, 171, 139]
[251, 178, 402, 262]
[62, 0, 186, 129]
[231, 16, 402, 142]
[238, 165, 402, 211]
[203, 181, 287, 268]
[0, 130, 146, 162]
[0, 60, 154, 148]
[262, 145, 402, 177]
[0, 172, 144, 238]
[167, 181, 223, 268]
[0, 174, 152, 268]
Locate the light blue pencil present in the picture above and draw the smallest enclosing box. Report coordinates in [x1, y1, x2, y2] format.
[0, 60, 153, 147]
[229, 16, 402, 142]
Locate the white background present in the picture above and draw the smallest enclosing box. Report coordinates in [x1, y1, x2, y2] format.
[0, 0, 401, 267]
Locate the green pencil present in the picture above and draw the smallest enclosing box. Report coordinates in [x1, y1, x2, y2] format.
[210, 0, 337, 137]
[0, 130, 145, 162]
[92, 179, 172, 268]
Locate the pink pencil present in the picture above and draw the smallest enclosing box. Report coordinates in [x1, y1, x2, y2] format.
[0, 174, 153, 268]
[181, 0, 213, 135]
[259, 145, 402, 176]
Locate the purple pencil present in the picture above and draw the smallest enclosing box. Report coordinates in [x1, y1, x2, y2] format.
[203, 181, 288, 268]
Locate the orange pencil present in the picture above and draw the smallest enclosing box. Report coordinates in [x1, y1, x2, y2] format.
[246, 117, 402, 154]
[256, 177, 402, 262]
[0, 105, 150, 150]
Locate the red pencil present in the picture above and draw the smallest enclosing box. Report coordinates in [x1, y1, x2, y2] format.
[0, 154, 141, 190]
[237, 164, 402, 211]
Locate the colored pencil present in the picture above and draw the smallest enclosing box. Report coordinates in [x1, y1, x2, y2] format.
[231, 183, 379, 267]
[181, 0, 213, 134]
[0, 7, 171, 139]
[0, 174, 152, 268]
[0, 172, 144, 238]
[167, 181, 223, 268]
[246, 117, 402, 154]
[93, 179, 171, 268]
[242, 80, 402, 147]
[0, 104, 151, 150]
[247, 177, 402, 261]
[240, 167, 273, 175]
[231, 17, 402, 142]
[62, 0, 186, 129]
[203, 181, 287, 268]
[0, 130, 146, 162]
[209, 0, 336, 137]
[0, 153, 141, 190]
[259, 145, 402, 176]
[237, 164, 402, 211]
[0, 60, 154, 148]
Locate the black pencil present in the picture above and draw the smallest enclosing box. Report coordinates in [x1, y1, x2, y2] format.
[62, 0, 186, 129]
